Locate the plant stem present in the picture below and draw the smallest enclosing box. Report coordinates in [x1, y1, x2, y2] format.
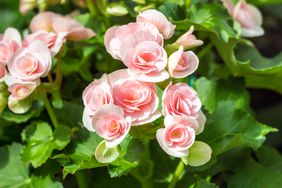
[167, 161, 185, 188]
[198, 43, 213, 59]
[86, 0, 97, 16]
[141, 180, 153, 188]
[42, 93, 59, 129]
[131, 139, 153, 188]
[75, 170, 89, 188]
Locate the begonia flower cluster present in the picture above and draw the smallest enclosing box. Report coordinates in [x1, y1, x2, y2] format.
[82, 9, 207, 158]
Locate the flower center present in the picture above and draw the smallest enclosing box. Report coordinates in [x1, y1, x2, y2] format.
[18, 54, 38, 75]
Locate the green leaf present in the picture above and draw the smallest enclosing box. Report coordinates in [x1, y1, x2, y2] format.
[226, 150, 282, 188]
[196, 77, 277, 157]
[159, 2, 187, 21]
[21, 122, 71, 168]
[194, 179, 219, 188]
[196, 77, 249, 113]
[0, 83, 8, 113]
[74, 13, 91, 26]
[53, 129, 104, 177]
[107, 136, 144, 177]
[0, 143, 62, 188]
[0, 101, 44, 123]
[54, 101, 83, 127]
[174, 3, 239, 42]
[255, 146, 282, 173]
[108, 159, 138, 177]
[211, 35, 282, 94]
[150, 140, 178, 185]
[248, 0, 282, 5]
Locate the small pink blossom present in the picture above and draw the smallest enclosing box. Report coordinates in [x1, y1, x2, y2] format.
[8, 40, 52, 81]
[222, 0, 264, 37]
[0, 28, 22, 65]
[174, 26, 203, 49]
[92, 104, 131, 148]
[156, 115, 196, 158]
[5, 75, 39, 100]
[168, 46, 199, 78]
[108, 69, 161, 126]
[23, 30, 67, 57]
[162, 82, 201, 119]
[121, 40, 169, 82]
[137, 9, 175, 39]
[104, 22, 163, 60]
[0, 64, 7, 82]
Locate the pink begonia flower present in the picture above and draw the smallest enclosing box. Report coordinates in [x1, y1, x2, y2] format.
[137, 9, 175, 39]
[162, 82, 201, 119]
[92, 104, 131, 148]
[82, 75, 113, 131]
[0, 28, 22, 65]
[197, 110, 206, 135]
[29, 11, 95, 41]
[23, 30, 67, 57]
[168, 46, 199, 78]
[5, 75, 39, 100]
[8, 40, 52, 81]
[19, 0, 36, 15]
[82, 75, 113, 115]
[0, 64, 7, 82]
[121, 40, 169, 82]
[108, 69, 161, 126]
[156, 115, 196, 158]
[174, 26, 203, 49]
[222, 0, 264, 37]
[104, 22, 163, 60]
[105, 22, 168, 82]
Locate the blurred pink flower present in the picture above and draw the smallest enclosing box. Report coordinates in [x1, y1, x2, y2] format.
[19, 0, 37, 15]
[30, 11, 95, 41]
[0, 64, 7, 82]
[0, 28, 22, 65]
[222, 0, 264, 37]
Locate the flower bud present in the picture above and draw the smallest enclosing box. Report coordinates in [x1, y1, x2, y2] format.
[174, 26, 203, 50]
